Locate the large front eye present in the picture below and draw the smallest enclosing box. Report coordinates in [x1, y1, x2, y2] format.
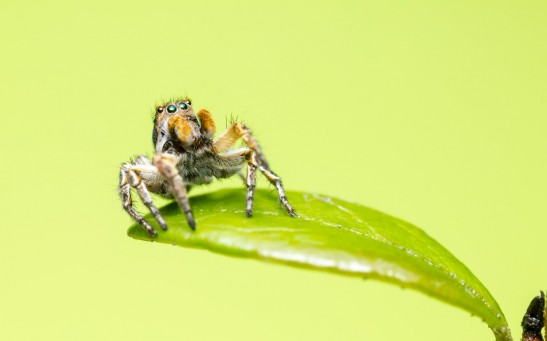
[167, 105, 177, 113]
[179, 102, 188, 110]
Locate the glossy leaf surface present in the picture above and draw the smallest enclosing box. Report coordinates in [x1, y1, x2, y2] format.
[128, 189, 512, 340]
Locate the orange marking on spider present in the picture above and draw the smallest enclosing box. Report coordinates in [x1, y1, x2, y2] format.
[197, 109, 216, 138]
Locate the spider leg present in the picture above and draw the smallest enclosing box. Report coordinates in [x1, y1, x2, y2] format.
[214, 147, 256, 216]
[255, 163, 296, 217]
[213, 123, 269, 168]
[126, 166, 168, 231]
[245, 159, 257, 217]
[154, 153, 196, 230]
[119, 161, 167, 236]
[214, 123, 296, 217]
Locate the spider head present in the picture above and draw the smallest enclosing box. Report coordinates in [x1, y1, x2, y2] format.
[155, 98, 194, 121]
[152, 98, 198, 148]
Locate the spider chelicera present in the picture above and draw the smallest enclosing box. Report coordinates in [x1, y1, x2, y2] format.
[119, 98, 296, 236]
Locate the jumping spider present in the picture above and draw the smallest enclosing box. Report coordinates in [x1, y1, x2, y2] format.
[119, 98, 296, 236]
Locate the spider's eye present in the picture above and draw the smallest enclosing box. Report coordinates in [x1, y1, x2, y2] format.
[187, 100, 191, 105]
[179, 102, 188, 110]
[156, 107, 164, 113]
[167, 105, 177, 113]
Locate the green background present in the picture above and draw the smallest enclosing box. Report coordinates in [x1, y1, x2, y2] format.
[1, 1, 546, 340]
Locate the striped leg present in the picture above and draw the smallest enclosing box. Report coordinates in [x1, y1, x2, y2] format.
[154, 153, 196, 230]
[214, 123, 270, 168]
[245, 161, 257, 217]
[125, 166, 168, 231]
[119, 163, 163, 236]
[256, 164, 296, 217]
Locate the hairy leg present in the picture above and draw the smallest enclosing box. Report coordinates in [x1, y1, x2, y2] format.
[154, 153, 196, 230]
[119, 158, 167, 236]
[213, 123, 269, 168]
[245, 156, 257, 217]
[126, 168, 168, 231]
[255, 163, 295, 217]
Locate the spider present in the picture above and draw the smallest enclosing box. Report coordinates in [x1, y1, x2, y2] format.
[119, 98, 296, 236]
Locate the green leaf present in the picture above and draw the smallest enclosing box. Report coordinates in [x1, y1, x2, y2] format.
[128, 189, 512, 340]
